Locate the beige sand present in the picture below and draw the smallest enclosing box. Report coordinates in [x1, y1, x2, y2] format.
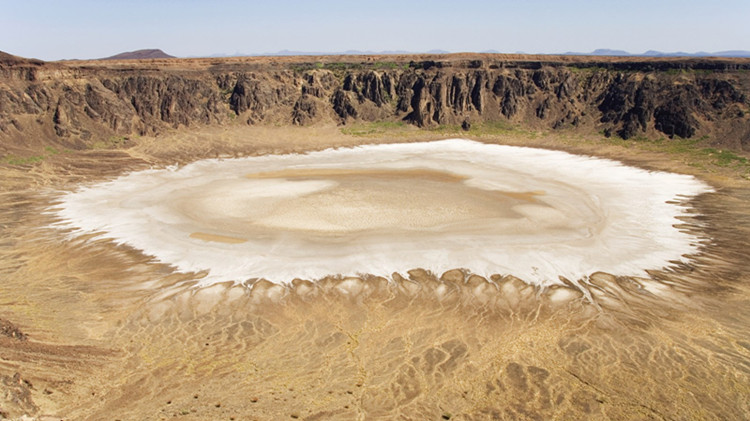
[243, 167, 543, 230]
[239, 172, 526, 232]
[0, 125, 749, 420]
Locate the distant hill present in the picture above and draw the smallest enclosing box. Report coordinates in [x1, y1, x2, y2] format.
[565, 49, 750, 58]
[101, 49, 175, 60]
[590, 49, 631, 56]
[0, 50, 44, 65]
[641, 50, 750, 58]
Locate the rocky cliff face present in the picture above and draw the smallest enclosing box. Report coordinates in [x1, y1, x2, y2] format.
[1, 53, 749, 153]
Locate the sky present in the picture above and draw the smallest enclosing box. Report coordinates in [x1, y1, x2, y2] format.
[1, 0, 749, 61]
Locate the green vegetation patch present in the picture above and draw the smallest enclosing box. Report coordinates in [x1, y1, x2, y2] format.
[340, 119, 538, 139]
[2, 155, 46, 165]
[44, 146, 60, 155]
[340, 121, 408, 137]
[91, 135, 130, 149]
[664, 68, 715, 76]
[602, 134, 750, 175]
[2, 145, 71, 166]
[372, 61, 406, 70]
[704, 147, 748, 167]
[292, 62, 364, 74]
[429, 120, 537, 138]
[3, 135, 135, 166]
[294, 61, 408, 75]
[567, 65, 609, 74]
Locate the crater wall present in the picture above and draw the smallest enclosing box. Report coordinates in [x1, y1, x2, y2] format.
[2, 52, 750, 152]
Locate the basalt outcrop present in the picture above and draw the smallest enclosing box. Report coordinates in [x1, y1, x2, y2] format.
[1, 52, 749, 153]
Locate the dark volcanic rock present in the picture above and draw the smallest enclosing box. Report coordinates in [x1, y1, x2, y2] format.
[83, 83, 136, 133]
[343, 71, 393, 106]
[492, 74, 526, 118]
[598, 77, 657, 139]
[699, 79, 746, 109]
[0, 318, 27, 341]
[0, 372, 39, 419]
[105, 75, 223, 131]
[654, 97, 697, 138]
[291, 95, 318, 125]
[404, 76, 430, 126]
[331, 88, 357, 122]
[301, 72, 330, 98]
[230, 74, 296, 123]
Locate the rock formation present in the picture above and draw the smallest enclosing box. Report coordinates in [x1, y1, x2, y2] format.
[1, 52, 749, 153]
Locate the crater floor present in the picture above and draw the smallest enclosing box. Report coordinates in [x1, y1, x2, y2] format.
[56, 139, 710, 286]
[1, 128, 748, 420]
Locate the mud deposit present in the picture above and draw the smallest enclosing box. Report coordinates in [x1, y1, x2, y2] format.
[1, 130, 749, 420]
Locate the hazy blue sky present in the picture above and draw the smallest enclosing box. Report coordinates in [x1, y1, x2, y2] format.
[2, 0, 749, 60]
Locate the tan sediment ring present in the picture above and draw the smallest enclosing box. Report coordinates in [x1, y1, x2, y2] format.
[53, 139, 712, 286]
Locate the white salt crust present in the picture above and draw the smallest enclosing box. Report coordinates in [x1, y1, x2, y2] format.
[53, 139, 712, 287]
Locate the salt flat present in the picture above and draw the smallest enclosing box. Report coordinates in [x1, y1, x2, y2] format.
[54, 139, 711, 286]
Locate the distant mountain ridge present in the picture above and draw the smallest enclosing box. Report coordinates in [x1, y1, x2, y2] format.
[101, 49, 175, 60]
[565, 49, 750, 58]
